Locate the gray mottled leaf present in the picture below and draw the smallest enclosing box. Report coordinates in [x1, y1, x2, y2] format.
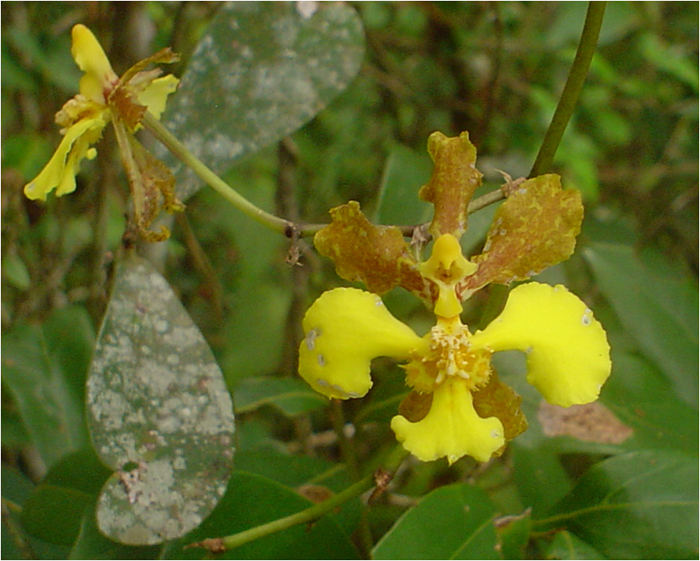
[86, 253, 235, 545]
[159, 1, 365, 200]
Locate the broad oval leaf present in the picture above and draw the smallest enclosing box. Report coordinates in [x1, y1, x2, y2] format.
[86, 253, 235, 545]
[159, 1, 365, 200]
[20, 448, 110, 546]
[583, 242, 699, 406]
[541, 450, 699, 559]
[373, 482, 499, 560]
[543, 530, 606, 560]
[1, 305, 93, 468]
[233, 376, 327, 416]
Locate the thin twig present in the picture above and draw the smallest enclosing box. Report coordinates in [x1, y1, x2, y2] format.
[188, 446, 409, 554]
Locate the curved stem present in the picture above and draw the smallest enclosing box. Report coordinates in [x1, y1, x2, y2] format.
[141, 112, 293, 235]
[529, 2, 607, 178]
[143, 110, 509, 241]
[192, 446, 409, 554]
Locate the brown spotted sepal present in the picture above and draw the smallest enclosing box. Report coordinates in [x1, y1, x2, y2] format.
[419, 131, 483, 240]
[314, 201, 435, 303]
[461, 174, 583, 294]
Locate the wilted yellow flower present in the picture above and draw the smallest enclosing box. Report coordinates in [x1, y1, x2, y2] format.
[298, 132, 612, 464]
[24, 24, 181, 240]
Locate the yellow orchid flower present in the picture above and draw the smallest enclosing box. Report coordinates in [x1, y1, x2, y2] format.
[24, 24, 181, 241]
[298, 131, 612, 464]
[299, 236, 610, 464]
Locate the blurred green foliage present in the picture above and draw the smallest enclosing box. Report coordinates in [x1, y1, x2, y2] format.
[2, 2, 697, 559]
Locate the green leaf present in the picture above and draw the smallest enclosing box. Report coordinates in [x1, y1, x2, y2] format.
[234, 376, 327, 416]
[639, 32, 699, 92]
[232, 450, 361, 535]
[1, 464, 70, 560]
[2, 306, 93, 468]
[86, 253, 235, 545]
[510, 442, 572, 517]
[603, 351, 698, 453]
[543, 530, 606, 560]
[43, 305, 96, 404]
[375, 144, 433, 226]
[540, 450, 699, 559]
[583, 242, 698, 407]
[222, 279, 291, 383]
[20, 448, 111, 546]
[233, 450, 346, 489]
[2, 252, 30, 289]
[373, 483, 500, 559]
[163, 471, 358, 559]
[160, 1, 365, 200]
[186, 177, 292, 384]
[70, 507, 161, 560]
[495, 509, 532, 560]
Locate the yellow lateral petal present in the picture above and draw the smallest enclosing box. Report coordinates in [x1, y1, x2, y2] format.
[72, 24, 118, 103]
[299, 288, 425, 400]
[470, 282, 611, 407]
[23, 115, 107, 201]
[391, 377, 504, 463]
[136, 75, 180, 120]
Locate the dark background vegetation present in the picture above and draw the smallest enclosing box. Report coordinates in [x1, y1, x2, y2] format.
[2, 2, 697, 559]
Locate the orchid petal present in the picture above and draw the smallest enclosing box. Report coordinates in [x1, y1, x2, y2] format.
[299, 288, 426, 400]
[470, 282, 611, 407]
[24, 114, 107, 200]
[137, 75, 180, 120]
[71, 24, 118, 103]
[391, 377, 504, 464]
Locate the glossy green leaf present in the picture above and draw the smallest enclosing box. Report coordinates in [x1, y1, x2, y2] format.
[20, 448, 111, 546]
[583, 242, 699, 406]
[375, 144, 433, 226]
[234, 376, 327, 416]
[43, 305, 95, 404]
[495, 509, 532, 560]
[603, 351, 698, 453]
[540, 450, 699, 559]
[70, 507, 161, 560]
[2, 464, 69, 560]
[373, 483, 499, 560]
[222, 279, 291, 383]
[543, 530, 605, 560]
[232, 450, 361, 534]
[86, 253, 235, 545]
[510, 442, 572, 517]
[2, 306, 93, 468]
[163, 471, 358, 559]
[160, 1, 365, 200]
[233, 450, 347, 489]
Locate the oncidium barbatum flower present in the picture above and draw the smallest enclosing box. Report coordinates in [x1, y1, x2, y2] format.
[299, 131, 611, 464]
[24, 24, 183, 241]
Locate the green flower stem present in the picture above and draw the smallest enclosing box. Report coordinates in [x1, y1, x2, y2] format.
[199, 445, 409, 554]
[144, 112, 510, 241]
[141, 112, 293, 235]
[529, 1, 607, 177]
